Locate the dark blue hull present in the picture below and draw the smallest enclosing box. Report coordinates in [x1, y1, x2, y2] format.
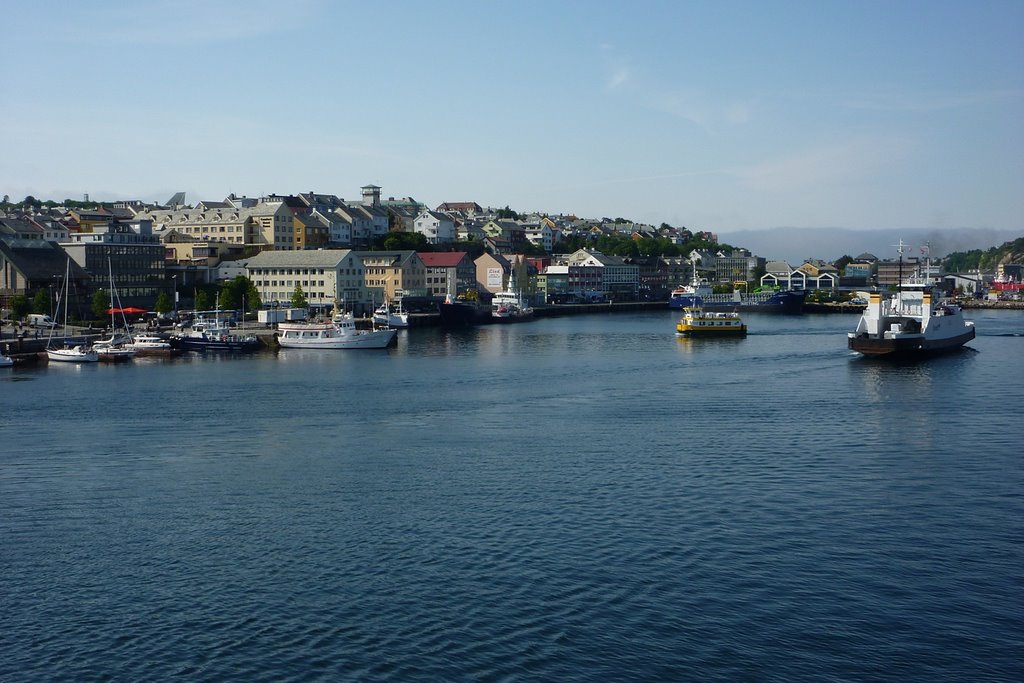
[669, 290, 806, 314]
[437, 301, 493, 327]
[171, 336, 262, 353]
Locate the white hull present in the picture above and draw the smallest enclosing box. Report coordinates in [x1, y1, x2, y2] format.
[372, 312, 410, 328]
[47, 347, 99, 363]
[128, 335, 176, 355]
[277, 333, 396, 349]
[848, 251, 975, 357]
[97, 347, 137, 362]
[277, 318, 396, 350]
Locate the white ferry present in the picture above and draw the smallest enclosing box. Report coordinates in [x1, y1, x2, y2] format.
[848, 244, 975, 356]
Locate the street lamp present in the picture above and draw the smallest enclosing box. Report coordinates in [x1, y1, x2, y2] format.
[171, 274, 178, 314]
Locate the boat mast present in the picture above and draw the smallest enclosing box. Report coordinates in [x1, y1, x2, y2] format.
[47, 259, 69, 348]
[895, 239, 906, 287]
[108, 258, 116, 334]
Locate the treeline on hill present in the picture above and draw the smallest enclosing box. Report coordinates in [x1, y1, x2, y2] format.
[941, 237, 1024, 272]
[1, 195, 98, 210]
[554, 233, 732, 258]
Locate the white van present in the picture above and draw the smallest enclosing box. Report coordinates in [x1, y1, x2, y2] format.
[28, 314, 57, 328]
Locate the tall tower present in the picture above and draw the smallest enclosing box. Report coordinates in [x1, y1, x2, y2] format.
[361, 184, 381, 207]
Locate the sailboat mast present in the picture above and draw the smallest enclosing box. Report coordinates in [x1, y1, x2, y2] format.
[108, 258, 115, 332]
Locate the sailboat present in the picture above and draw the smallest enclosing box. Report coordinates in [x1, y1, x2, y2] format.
[46, 258, 99, 363]
[94, 258, 136, 362]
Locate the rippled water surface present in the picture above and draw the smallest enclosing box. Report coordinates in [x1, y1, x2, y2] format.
[2, 310, 1022, 681]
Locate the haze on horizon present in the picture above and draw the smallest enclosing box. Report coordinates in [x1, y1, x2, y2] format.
[2, 1, 1022, 241]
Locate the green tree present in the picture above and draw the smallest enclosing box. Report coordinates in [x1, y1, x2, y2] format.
[833, 254, 854, 273]
[91, 289, 110, 320]
[291, 284, 308, 309]
[220, 276, 260, 312]
[154, 292, 172, 314]
[31, 290, 49, 314]
[9, 294, 30, 321]
[381, 231, 429, 251]
[454, 239, 487, 259]
[194, 289, 211, 312]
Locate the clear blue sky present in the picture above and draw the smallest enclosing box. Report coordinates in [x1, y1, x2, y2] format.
[3, 0, 1022, 238]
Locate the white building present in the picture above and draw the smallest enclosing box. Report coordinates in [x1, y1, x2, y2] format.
[245, 249, 369, 312]
[413, 210, 457, 244]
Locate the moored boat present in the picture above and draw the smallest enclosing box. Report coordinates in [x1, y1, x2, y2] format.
[46, 258, 99, 363]
[668, 262, 715, 308]
[128, 334, 180, 356]
[171, 319, 261, 353]
[490, 273, 534, 323]
[276, 313, 396, 349]
[668, 262, 804, 312]
[437, 292, 493, 327]
[94, 332, 136, 362]
[47, 344, 100, 363]
[675, 306, 747, 336]
[372, 300, 410, 328]
[671, 287, 806, 313]
[94, 259, 136, 362]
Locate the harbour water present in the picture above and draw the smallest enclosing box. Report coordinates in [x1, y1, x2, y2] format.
[2, 309, 1022, 681]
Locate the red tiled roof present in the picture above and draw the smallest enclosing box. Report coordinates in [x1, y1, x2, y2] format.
[418, 252, 469, 267]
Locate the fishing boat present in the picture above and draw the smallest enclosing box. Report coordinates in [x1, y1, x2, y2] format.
[372, 299, 410, 328]
[669, 262, 805, 313]
[490, 272, 534, 323]
[46, 259, 99, 363]
[171, 317, 261, 353]
[668, 262, 715, 308]
[675, 306, 747, 337]
[437, 291, 493, 327]
[848, 243, 976, 356]
[276, 312, 396, 349]
[171, 295, 260, 353]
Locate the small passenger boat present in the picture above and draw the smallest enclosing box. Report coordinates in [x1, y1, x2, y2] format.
[675, 306, 747, 337]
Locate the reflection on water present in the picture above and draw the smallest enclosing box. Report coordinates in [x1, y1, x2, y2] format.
[674, 334, 746, 354]
[2, 310, 1022, 683]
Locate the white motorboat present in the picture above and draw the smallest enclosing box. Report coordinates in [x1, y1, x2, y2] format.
[276, 313, 396, 349]
[128, 334, 177, 356]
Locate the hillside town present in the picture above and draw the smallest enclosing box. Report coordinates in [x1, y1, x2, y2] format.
[1, 184, 1021, 321]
